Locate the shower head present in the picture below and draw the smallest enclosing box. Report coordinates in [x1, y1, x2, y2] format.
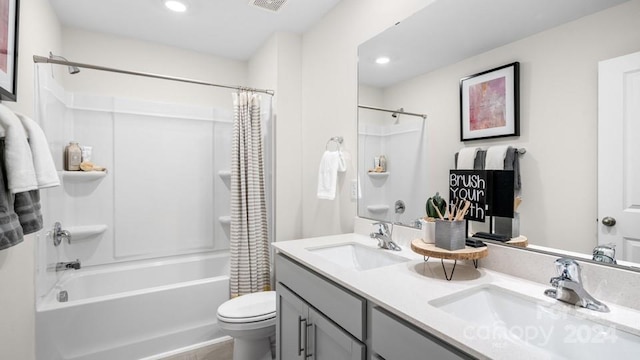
[49, 52, 80, 74]
[391, 108, 403, 122]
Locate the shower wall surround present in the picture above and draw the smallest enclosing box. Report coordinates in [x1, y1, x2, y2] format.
[34, 65, 232, 303]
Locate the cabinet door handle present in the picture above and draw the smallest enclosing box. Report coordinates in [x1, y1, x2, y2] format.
[304, 320, 312, 359]
[298, 316, 306, 356]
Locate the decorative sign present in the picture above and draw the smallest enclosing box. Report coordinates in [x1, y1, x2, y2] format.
[449, 170, 515, 222]
[449, 170, 487, 222]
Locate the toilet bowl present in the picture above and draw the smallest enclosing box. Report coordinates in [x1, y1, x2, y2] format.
[217, 291, 276, 360]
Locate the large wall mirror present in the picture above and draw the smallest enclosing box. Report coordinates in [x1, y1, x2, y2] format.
[357, 0, 640, 269]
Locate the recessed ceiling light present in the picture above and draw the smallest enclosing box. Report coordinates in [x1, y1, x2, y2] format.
[164, 0, 187, 12]
[375, 57, 390, 65]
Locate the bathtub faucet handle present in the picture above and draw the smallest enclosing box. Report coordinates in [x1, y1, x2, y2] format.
[53, 222, 72, 246]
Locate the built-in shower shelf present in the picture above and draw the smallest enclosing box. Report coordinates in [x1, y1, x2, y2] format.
[60, 171, 107, 181]
[67, 224, 108, 242]
[218, 216, 231, 226]
[367, 205, 389, 213]
[218, 170, 231, 181]
[367, 172, 389, 178]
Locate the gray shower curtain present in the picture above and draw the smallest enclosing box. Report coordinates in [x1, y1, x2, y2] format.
[229, 91, 271, 297]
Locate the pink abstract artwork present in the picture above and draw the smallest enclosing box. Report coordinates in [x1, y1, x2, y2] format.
[468, 77, 506, 130]
[0, 0, 8, 72]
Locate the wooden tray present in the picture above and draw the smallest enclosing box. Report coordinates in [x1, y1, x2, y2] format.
[506, 235, 528, 248]
[410, 239, 488, 261]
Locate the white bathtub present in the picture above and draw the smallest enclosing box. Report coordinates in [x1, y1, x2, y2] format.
[36, 252, 230, 360]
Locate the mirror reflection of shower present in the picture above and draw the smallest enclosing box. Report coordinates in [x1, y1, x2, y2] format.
[394, 199, 405, 224]
[391, 108, 403, 124]
[49, 51, 80, 74]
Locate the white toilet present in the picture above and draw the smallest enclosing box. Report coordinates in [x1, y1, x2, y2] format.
[217, 291, 276, 360]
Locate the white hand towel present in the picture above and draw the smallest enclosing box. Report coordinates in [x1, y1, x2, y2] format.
[485, 145, 510, 170]
[16, 113, 60, 189]
[457, 147, 480, 169]
[317, 150, 346, 200]
[0, 104, 38, 194]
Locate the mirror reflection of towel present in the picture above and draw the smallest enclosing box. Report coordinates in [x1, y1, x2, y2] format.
[317, 150, 346, 200]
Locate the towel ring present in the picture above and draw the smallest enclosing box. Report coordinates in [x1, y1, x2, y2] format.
[326, 136, 343, 151]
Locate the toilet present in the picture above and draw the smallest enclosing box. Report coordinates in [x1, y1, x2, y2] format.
[217, 291, 276, 360]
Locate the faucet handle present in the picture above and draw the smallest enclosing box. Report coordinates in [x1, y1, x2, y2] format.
[554, 258, 581, 281]
[372, 221, 390, 234]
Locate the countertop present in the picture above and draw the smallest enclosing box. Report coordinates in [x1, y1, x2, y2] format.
[272, 233, 640, 360]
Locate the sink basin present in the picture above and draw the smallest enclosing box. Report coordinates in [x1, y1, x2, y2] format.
[306, 242, 410, 271]
[430, 285, 640, 358]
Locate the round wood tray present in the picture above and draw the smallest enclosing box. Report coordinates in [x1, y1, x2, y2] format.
[410, 239, 488, 261]
[506, 235, 528, 248]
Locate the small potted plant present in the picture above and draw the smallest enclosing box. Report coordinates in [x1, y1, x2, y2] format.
[421, 192, 447, 243]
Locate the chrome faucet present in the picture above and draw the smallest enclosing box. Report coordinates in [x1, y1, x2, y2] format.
[592, 243, 617, 264]
[55, 259, 81, 272]
[544, 258, 609, 312]
[370, 222, 401, 251]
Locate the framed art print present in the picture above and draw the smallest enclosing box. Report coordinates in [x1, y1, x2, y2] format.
[460, 62, 519, 141]
[0, 0, 19, 101]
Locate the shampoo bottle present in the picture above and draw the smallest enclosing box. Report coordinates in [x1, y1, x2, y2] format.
[64, 141, 82, 171]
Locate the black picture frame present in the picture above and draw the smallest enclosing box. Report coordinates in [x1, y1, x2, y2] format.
[0, 0, 19, 101]
[460, 62, 519, 141]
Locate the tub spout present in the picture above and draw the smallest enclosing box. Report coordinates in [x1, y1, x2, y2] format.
[55, 259, 81, 272]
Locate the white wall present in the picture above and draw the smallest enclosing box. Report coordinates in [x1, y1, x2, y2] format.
[301, 0, 432, 237]
[0, 1, 62, 359]
[249, 32, 303, 242]
[60, 27, 247, 109]
[379, 0, 640, 253]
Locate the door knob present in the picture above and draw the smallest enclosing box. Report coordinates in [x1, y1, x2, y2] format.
[602, 217, 616, 227]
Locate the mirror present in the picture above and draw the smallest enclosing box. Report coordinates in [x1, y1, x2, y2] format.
[357, 0, 640, 268]
[357, 105, 428, 227]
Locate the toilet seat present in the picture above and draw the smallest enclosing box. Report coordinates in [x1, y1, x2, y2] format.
[217, 291, 276, 324]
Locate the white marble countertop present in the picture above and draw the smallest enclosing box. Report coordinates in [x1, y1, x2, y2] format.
[272, 233, 640, 360]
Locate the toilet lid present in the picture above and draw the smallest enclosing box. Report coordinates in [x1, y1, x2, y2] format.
[217, 291, 276, 323]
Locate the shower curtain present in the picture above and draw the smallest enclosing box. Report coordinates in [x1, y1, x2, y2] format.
[229, 91, 271, 297]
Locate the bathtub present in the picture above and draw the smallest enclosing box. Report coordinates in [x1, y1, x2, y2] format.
[36, 252, 230, 360]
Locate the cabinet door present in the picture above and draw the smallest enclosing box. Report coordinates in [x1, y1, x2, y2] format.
[277, 284, 307, 360]
[307, 307, 365, 360]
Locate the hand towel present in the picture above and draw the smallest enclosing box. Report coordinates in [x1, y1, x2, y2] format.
[317, 150, 346, 200]
[456, 147, 480, 169]
[485, 145, 510, 170]
[504, 146, 521, 190]
[0, 104, 38, 194]
[0, 139, 24, 250]
[15, 113, 60, 189]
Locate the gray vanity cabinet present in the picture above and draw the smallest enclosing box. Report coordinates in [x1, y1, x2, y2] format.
[275, 253, 473, 360]
[276, 254, 366, 360]
[371, 307, 471, 360]
[277, 282, 365, 360]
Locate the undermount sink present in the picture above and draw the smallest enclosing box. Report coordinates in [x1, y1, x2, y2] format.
[306, 242, 410, 271]
[430, 285, 640, 359]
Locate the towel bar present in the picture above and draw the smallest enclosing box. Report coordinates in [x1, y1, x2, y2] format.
[325, 136, 343, 151]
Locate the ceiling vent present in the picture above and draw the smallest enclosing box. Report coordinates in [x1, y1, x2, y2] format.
[249, 0, 287, 13]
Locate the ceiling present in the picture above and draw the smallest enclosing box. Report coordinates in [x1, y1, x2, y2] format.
[49, 0, 342, 60]
[358, 0, 629, 88]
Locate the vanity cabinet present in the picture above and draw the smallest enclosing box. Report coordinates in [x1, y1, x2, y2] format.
[276, 254, 366, 360]
[371, 307, 472, 360]
[277, 284, 365, 360]
[275, 253, 473, 360]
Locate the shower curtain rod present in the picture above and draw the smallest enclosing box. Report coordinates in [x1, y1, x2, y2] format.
[358, 104, 427, 119]
[33, 55, 275, 96]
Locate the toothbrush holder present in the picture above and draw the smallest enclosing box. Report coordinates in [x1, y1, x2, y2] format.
[435, 219, 466, 251]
